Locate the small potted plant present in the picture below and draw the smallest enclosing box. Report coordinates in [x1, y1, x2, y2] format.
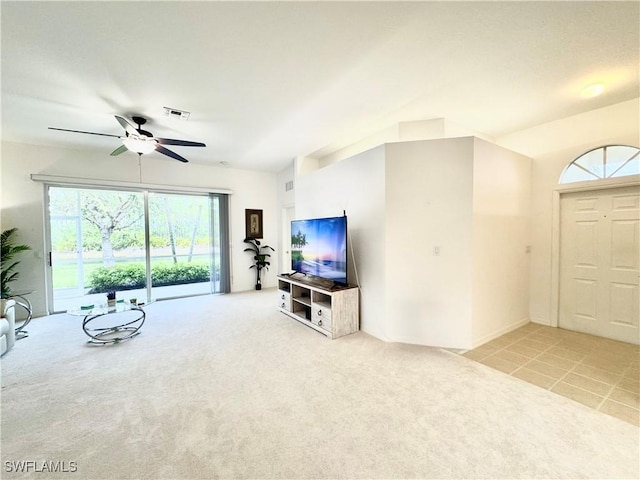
[243, 238, 275, 290]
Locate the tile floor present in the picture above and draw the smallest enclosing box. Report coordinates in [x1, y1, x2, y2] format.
[461, 323, 640, 426]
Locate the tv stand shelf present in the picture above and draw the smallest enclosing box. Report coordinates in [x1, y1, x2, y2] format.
[277, 274, 359, 339]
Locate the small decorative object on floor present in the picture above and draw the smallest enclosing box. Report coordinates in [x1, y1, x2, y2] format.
[243, 238, 274, 290]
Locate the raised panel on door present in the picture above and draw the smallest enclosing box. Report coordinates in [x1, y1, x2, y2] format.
[575, 221, 599, 268]
[573, 279, 598, 322]
[610, 220, 638, 271]
[609, 282, 638, 327]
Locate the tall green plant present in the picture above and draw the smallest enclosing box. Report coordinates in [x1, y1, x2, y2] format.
[243, 238, 274, 290]
[1, 228, 31, 297]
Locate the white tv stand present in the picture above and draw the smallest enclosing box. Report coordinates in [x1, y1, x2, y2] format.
[277, 274, 359, 339]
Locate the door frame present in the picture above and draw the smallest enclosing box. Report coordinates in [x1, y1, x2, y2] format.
[550, 175, 640, 328]
[280, 204, 295, 274]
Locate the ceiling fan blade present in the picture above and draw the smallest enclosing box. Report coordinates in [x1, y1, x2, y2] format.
[48, 127, 121, 138]
[114, 115, 139, 136]
[156, 145, 188, 163]
[156, 138, 206, 147]
[110, 144, 128, 156]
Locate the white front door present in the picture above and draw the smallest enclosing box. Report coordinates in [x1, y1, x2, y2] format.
[559, 186, 640, 344]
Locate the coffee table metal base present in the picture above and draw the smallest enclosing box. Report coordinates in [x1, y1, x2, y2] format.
[8, 291, 34, 339]
[82, 307, 146, 345]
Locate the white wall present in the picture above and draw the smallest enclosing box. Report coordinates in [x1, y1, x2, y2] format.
[295, 145, 387, 340]
[295, 136, 532, 349]
[0, 141, 278, 316]
[471, 138, 532, 346]
[385, 138, 474, 348]
[496, 98, 640, 325]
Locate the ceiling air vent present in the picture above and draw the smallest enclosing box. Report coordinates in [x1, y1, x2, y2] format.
[163, 107, 190, 120]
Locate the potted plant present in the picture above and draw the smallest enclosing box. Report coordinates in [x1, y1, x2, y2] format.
[243, 238, 275, 290]
[1, 228, 31, 298]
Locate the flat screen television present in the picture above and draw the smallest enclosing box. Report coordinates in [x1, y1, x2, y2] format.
[291, 215, 347, 284]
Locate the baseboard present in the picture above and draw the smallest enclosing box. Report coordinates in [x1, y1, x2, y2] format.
[530, 317, 552, 327]
[470, 317, 530, 350]
[360, 326, 389, 343]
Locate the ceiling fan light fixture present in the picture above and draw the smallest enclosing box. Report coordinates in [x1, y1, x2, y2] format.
[50, 115, 202, 163]
[122, 137, 157, 154]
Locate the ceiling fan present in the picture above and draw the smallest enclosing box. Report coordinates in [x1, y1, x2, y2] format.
[48, 115, 205, 163]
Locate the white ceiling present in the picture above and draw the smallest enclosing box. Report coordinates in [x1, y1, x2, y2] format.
[2, 1, 638, 172]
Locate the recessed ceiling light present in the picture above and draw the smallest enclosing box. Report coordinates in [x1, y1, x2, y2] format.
[581, 83, 605, 98]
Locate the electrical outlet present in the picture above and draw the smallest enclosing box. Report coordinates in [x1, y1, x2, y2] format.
[433, 246, 440, 256]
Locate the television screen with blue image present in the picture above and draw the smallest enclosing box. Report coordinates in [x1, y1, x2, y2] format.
[291, 215, 347, 284]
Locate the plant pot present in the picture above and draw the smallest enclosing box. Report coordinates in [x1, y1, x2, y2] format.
[255, 284, 262, 291]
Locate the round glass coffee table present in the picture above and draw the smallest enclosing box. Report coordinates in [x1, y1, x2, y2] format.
[67, 302, 146, 345]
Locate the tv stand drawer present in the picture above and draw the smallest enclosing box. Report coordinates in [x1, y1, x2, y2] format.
[311, 305, 332, 330]
[278, 290, 291, 311]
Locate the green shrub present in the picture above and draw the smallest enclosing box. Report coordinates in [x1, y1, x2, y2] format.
[88, 264, 146, 292]
[175, 238, 191, 248]
[149, 236, 169, 248]
[152, 263, 210, 286]
[195, 236, 210, 246]
[88, 262, 214, 293]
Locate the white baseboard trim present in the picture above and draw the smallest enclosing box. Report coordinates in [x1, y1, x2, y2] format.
[360, 327, 389, 343]
[530, 317, 552, 327]
[471, 318, 530, 350]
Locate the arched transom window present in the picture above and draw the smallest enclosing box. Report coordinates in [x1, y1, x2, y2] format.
[559, 145, 640, 184]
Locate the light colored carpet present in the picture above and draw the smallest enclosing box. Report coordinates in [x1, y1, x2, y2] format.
[1, 289, 638, 479]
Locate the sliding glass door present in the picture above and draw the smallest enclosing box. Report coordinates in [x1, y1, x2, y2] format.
[47, 186, 225, 312]
[147, 192, 216, 300]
